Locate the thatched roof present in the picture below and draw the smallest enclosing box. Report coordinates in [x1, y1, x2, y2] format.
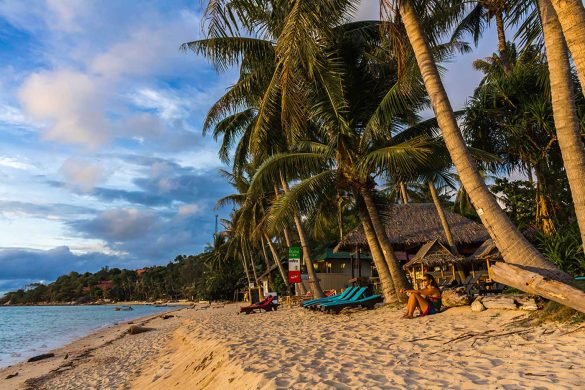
[337, 203, 490, 251]
[403, 240, 466, 269]
[465, 239, 503, 262]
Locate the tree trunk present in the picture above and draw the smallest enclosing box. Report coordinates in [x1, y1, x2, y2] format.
[260, 239, 275, 290]
[539, 0, 585, 246]
[243, 249, 259, 287]
[490, 262, 585, 314]
[359, 187, 410, 300]
[548, 0, 585, 90]
[274, 184, 293, 247]
[355, 192, 398, 303]
[240, 252, 252, 301]
[398, 1, 570, 281]
[264, 234, 289, 287]
[428, 182, 459, 255]
[535, 161, 557, 235]
[495, 12, 512, 74]
[280, 177, 325, 298]
[400, 182, 409, 204]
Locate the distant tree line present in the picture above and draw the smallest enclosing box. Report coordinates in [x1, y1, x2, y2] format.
[0, 252, 246, 305]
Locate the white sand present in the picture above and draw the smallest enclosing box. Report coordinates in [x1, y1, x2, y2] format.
[2, 303, 584, 389]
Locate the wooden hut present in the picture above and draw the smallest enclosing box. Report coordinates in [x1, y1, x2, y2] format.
[336, 203, 490, 260]
[465, 239, 503, 278]
[402, 240, 467, 288]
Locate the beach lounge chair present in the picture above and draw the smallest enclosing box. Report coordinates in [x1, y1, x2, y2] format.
[318, 287, 367, 310]
[302, 286, 356, 309]
[321, 294, 384, 314]
[239, 295, 278, 314]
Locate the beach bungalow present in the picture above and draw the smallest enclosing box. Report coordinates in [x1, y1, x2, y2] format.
[302, 248, 374, 292]
[402, 239, 466, 288]
[336, 203, 490, 261]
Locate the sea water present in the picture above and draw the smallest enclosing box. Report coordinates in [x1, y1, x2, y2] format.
[0, 305, 174, 368]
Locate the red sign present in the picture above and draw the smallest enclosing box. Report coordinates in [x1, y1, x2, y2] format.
[288, 270, 301, 284]
[288, 247, 301, 283]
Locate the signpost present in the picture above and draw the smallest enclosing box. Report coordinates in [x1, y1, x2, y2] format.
[288, 246, 301, 284]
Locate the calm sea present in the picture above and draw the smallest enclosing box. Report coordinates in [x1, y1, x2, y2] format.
[0, 305, 174, 368]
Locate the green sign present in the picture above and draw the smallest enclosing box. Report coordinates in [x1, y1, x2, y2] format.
[288, 246, 301, 259]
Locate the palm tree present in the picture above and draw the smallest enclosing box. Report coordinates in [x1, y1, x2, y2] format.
[546, 0, 585, 90]
[383, 0, 568, 281]
[185, 0, 327, 298]
[536, 0, 585, 247]
[451, 0, 513, 73]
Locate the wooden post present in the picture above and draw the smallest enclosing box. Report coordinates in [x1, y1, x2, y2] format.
[489, 263, 585, 313]
[471, 263, 475, 278]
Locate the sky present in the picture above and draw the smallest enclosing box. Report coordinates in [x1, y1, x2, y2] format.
[0, 0, 500, 294]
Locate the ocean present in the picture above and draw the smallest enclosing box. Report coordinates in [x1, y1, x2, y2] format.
[0, 305, 174, 368]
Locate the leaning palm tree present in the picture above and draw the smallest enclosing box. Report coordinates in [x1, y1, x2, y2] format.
[381, 0, 567, 279]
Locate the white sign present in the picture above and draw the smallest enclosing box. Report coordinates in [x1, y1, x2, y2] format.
[289, 258, 301, 271]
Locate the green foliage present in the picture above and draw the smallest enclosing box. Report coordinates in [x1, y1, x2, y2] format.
[536, 224, 585, 276]
[0, 253, 245, 305]
[491, 178, 536, 230]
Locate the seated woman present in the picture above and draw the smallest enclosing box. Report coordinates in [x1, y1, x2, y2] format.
[399, 273, 442, 319]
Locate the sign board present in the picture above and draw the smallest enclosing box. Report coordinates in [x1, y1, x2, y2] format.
[288, 246, 302, 283]
[249, 282, 255, 289]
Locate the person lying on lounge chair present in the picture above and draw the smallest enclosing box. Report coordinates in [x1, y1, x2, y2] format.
[399, 273, 442, 319]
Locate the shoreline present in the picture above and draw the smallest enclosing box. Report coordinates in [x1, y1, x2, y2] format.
[2, 302, 584, 389]
[0, 301, 194, 307]
[0, 305, 187, 389]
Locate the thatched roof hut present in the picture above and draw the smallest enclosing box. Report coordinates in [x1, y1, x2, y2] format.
[403, 240, 466, 270]
[465, 239, 503, 263]
[337, 203, 490, 251]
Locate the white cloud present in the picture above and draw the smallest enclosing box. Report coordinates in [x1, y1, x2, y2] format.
[59, 158, 106, 193]
[45, 0, 89, 32]
[130, 88, 187, 121]
[90, 11, 201, 80]
[18, 70, 110, 147]
[0, 156, 34, 171]
[177, 203, 202, 217]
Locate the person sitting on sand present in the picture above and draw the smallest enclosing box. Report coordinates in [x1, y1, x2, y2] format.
[399, 273, 442, 319]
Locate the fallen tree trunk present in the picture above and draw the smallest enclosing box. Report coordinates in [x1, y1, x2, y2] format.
[489, 262, 585, 313]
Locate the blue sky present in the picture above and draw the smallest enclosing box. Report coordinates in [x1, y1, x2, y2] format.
[0, 0, 499, 294]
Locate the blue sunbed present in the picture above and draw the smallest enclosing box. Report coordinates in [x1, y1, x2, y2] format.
[302, 286, 356, 308]
[322, 294, 383, 314]
[319, 287, 367, 309]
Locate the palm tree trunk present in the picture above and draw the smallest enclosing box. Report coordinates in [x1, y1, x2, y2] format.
[428, 182, 459, 255]
[281, 176, 325, 298]
[274, 184, 293, 247]
[359, 187, 410, 300]
[355, 192, 398, 303]
[260, 239, 275, 290]
[398, 0, 569, 281]
[264, 234, 289, 287]
[243, 249, 259, 287]
[240, 253, 252, 302]
[539, 0, 585, 246]
[495, 12, 511, 74]
[535, 162, 557, 235]
[548, 0, 585, 90]
[400, 182, 409, 204]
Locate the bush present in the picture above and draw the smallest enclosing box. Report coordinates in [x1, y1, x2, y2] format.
[536, 224, 585, 276]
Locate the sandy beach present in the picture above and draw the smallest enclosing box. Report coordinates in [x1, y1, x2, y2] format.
[1, 302, 584, 389]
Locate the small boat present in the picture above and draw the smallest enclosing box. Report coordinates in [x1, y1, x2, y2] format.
[114, 306, 134, 311]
